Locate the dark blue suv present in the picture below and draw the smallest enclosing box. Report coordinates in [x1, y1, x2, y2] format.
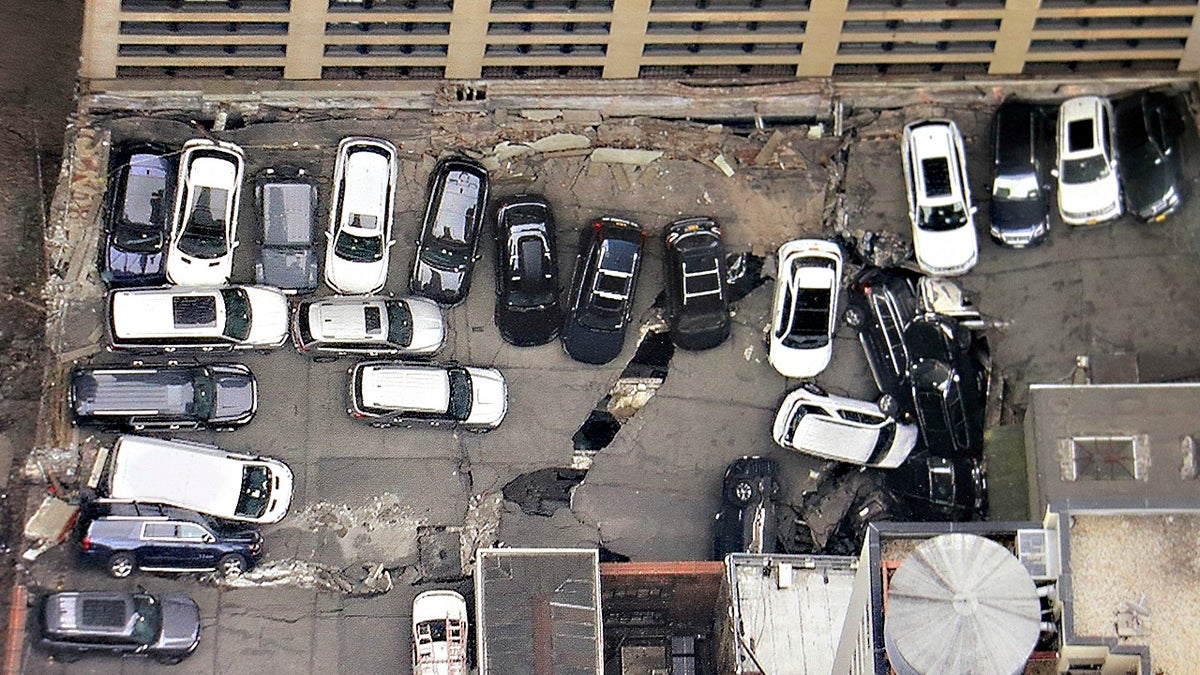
[79, 502, 263, 578]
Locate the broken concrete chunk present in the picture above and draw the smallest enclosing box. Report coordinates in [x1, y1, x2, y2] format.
[519, 109, 563, 122]
[528, 132, 591, 153]
[589, 147, 664, 165]
[562, 109, 603, 125]
[712, 153, 736, 177]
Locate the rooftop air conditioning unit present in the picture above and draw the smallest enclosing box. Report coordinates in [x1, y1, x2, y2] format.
[1017, 529, 1061, 580]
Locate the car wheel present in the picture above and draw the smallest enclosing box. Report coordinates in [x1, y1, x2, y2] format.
[52, 650, 83, 663]
[312, 354, 338, 364]
[219, 554, 248, 578]
[155, 654, 186, 666]
[844, 306, 864, 329]
[877, 394, 899, 417]
[108, 552, 135, 579]
[727, 479, 759, 506]
[801, 382, 827, 397]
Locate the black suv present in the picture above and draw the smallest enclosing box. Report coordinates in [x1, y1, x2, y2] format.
[411, 156, 490, 306]
[887, 452, 988, 522]
[988, 101, 1050, 247]
[79, 501, 263, 578]
[904, 314, 989, 457]
[69, 362, 257, 431]
[493, 195, 562, 346]
[37, 589, 201, 665]
[100, 142, 174, 287]
[713, 456, 780, 560]
[662, 217, 730, 351]
[843, 266, 922, 416]
[1115, 91, 1188, 222]
[562, 217, 647, 365]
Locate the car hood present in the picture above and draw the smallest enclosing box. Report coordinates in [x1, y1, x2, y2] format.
[497, 301, 562, 347]
[212, 371, 257, 422]
[1058, 174, 1120, 216]
[412, 260, 468, 305]
[257, 247, 318, 292]
[464, 367, 507, 428]
[167, 251, 233, 287]
[988, 198, 1049, 234]
[912, 224, 977, 274]
[242, 286, 290, 347]
[106, 245, 164, 283]
[405, 297, 447, 353]
[1121, 163, 1175, 214]
[769, 341, 831, 379]
[325, 256, 387, 295]
[155, 595, 201, 652]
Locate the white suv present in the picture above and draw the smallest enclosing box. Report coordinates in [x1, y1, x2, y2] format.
[106, 285, 289, 351]
[1055, 95, 1122, 226]
[348, 361, 508, 431]
[165, 139, 246, 286]
[772, 386, 919, 468]
[325, 137, 398, 295]
[902, 119, 978, 276]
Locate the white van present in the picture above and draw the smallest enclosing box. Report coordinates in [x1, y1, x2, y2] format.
[100, 435, 293, 524]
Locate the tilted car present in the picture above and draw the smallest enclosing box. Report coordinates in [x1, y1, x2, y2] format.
[78, 501, 263, 578]
[901, 119, 978, 276]
[713, 456, 780, 560]
[254, 167, 320, 292]
[663, 217, 730, 351]
[100, 435, 294, 524]
[292, 295, 445, 360]
[1055, 95, 1122, 226]
[768, 239, 842, 379]
[106, 285, 289, 352]
[101, 142, 174, 287]
[1115, 91, 1188, 222]
[843, 266, 922, 417]
[412, 590, 469, 675]
[37, 590, 201, 665]
[886, 452, 988, 522]
[325, 137, 398, 295]
[493, 195, 562, 347]
[904, 314, 989, 457]
[411, 156, 490, 306]
[165, 139, 245, 286]
[348, 360, 508, 431]
[988, 101, 1050, 248]
[562, 217, 647, 365]
[772, 386, 919, 469]
[69, 362, 256, 431]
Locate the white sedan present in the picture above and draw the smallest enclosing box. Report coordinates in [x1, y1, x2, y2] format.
[1055, 95, 1122, 226]
[768, 239, 842, 379]
[165, 139, 245, 286]
[325, 137, 398, 294]
[901, 119, 978, 276]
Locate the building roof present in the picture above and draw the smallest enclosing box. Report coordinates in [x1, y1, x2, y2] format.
[474, 548, 602, 675]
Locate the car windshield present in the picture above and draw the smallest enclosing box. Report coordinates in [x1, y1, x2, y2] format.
[385, 301, 414, 346]
[334, 229, 383, 263]
[113, 225, 164, 253]
[784, 404, 823, 443]
[781, 285, 831, 349]
[919, 203, 969, 232]
[447, 367, 473, 420]
[992, 172, 1040, 201]
[191, 369, 217, 419]
[235, 464, 272, 518]
[418, 241, 471, 270]
[130, 593, 162, 646]
[122, 168, 168, 228]
[1062, 154, 1111, 184]
[220, 288, 252, 341]
[177, 186, 230, 258]
[416, 620, 447, 642]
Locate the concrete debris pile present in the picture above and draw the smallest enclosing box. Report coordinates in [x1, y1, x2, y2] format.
[219, 559, 394, 596]
[298, 493, 422, 569]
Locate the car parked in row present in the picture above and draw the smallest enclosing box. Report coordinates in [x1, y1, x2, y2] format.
[165, 139, 246, 286]
[772, 386, 919, 469]
[901, 119, 978, 276]
[988, 101, 1051, 247]
[325, 137, 398, 295]
[493, 195, 562, 346]
[904, 314, 989, 457]
[769, 239, 842, 379]
[1055, 95, 1122, 226]
[36, 589, 200, 665]
[662, 217, 730, 351]
[1115, 91, 1188, 222]
[713, 456, 779, 560]
[69, 362, 256, 431]
[292, 295, 445, 360]
[101, 142, 174, 287]
[562, 217, 647, 365]
[106, 285, 290, 352]
[412, 156, 490, 306]
[412, 590, 469, 675]
[348, 361, 508, 431]
[254, 167, 320, 293]
[100, 435, 294, 524]
[78, 501, 263, 579]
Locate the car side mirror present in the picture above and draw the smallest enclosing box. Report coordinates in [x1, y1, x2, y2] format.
[1050, 168, 1059, 178]
[203, 533, 214, 543]
[969, 206, 978, 215]
[388, 240, 396, 248]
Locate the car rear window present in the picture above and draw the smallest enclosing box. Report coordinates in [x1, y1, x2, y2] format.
[173, 296, 217, 327]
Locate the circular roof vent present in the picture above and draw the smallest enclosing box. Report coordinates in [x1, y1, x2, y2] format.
[885, 533, 1040, 675]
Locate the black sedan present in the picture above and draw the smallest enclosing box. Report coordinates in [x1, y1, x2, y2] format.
[713, 456, 780, 560]
[493, 195, 562, 346]
[886, 451, 988, 522]
[662, 217, 730, 351]
[100, 142, 174, 287]
[905, 314, 989, 457]
[1115, 91, 1188, 222]
[562, 217, 646, 365]
[411, 156, 490, 306]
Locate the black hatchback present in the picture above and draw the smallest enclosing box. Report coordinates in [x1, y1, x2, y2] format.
[411, 156, 490, 306]
[662, 217, 730, 351]
[1115, 91, 1188, 222]
[493, 195, 562, 346]
[69, 362, 257, 431]
[100, 142, 174, 287]
[562, 217, 647, 365]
